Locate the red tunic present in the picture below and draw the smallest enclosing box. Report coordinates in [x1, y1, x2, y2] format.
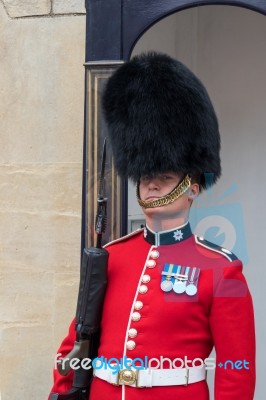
[50, 225, 255, 399]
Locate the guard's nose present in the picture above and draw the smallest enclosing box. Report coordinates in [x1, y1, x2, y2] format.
[147, 177, 160, 190]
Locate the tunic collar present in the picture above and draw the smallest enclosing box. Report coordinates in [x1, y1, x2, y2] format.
[144, 221, 192, 246]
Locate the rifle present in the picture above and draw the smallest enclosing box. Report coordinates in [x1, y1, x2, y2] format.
[50, 140, 109, 400]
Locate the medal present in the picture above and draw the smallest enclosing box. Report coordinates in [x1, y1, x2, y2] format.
[160, 264, 174, 292]
[185, 267, 200, 296]
[173, 266, 188, 294]
[173, 280, 186, 293]
[186, 283, 197, 296]
[160, 280, 173, 292]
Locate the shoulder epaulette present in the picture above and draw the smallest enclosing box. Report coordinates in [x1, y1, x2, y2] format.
[104, 229, 143, 248]
[195, 235, 238, 262]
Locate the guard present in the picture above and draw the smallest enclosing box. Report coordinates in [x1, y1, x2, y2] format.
[49, 52, 255, 400]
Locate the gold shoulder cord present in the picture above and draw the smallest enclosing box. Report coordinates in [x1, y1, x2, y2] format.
[137, 175, 191, 209]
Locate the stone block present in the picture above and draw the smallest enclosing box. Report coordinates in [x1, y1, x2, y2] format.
[0, 267, 53, 323]
[0, 14, 85, 164]
[53, 0, 86, 15]
[0, 163, 82, 272]
[0, 208, 81, 273]
[0, 324, 56, 399]
[0, 163, 82, 215]
[3, 0, 51, 18]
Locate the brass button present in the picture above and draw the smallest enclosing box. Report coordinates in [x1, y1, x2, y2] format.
[142, 274, 151, 284]
[134, 300, 143, 310]
[150, 250, 160, 259]
[139, 285, 148, 294]
[146, 260, 156, 268]
[131, 312, 141, 322]
[126, 340, 136, 350]
[128, 328, 138, 338]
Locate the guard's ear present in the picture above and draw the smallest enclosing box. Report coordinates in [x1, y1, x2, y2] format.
[188, 184, 199, 200]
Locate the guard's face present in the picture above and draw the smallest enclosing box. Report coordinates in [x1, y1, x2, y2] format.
[139, 172, 182, 202]
[138, 172, 198, 227]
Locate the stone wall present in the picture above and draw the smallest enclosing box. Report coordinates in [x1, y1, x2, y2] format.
[1, 0, 85, 18]
[0, 1, 86, 398]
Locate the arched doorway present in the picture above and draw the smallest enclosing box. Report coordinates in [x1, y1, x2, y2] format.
[85, 0, 266, 61]
[129, 7, 266, 397]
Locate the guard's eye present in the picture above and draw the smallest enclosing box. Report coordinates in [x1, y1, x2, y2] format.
[140, 175, 152, 182]
[159, 174, 174, 181]
[140, 173, 175, 182]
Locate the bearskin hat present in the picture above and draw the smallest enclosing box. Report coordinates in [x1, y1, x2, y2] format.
[102, 52, 221, 189]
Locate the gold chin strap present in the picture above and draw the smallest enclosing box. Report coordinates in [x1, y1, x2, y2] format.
[137, 175, 192, 209]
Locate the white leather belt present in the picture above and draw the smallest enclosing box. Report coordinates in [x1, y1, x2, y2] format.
[94, 365, 206, 388]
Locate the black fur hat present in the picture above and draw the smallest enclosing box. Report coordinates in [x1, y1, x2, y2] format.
[102, 52, 221, 189]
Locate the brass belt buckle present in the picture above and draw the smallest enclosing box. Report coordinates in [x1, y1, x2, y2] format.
[117, 369, 139, 386]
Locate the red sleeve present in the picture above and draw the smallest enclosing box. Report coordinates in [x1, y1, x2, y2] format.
[49, 318, 76, 398]
[210, 261, 256, 399]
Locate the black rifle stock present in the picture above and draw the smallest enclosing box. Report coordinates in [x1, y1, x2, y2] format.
[50, 141, 108, 400]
